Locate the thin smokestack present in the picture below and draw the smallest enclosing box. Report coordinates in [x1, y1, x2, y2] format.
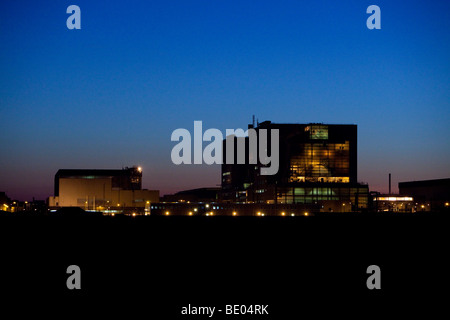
[389, 173, 391, 194]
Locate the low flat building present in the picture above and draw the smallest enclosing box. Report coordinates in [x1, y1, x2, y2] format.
[372, 195, 415, 212]
[161, 187, 220, 203]
[399, 178, 450, 212]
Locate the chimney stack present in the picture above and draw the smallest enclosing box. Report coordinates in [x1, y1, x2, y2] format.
[389, 173, 391, 195]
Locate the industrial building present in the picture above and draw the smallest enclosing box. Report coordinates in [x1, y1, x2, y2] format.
[221, 121, 369, 212]
[48, 166, 159, 214]
[399, 178, 450, 212]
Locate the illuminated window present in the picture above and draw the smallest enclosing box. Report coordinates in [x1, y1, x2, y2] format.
[308, 125, 328, 140]
[376, 197, 413, 201]
[289, 141, 350, 183]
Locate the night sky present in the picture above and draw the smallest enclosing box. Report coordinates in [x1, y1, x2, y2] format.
[1, 0, 449, 200]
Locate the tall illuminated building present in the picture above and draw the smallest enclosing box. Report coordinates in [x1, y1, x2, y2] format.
[221, 121, 368, 212]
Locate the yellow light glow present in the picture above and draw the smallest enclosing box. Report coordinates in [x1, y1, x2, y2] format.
[232, 211, 237, 216]
[165, 211, 170, 215]
[205, 204, 210, 208]
[111, 213, 115, 217]
[291, 213, 295, 217]
[445, 202, 449, 206]
[146, 201, 150, 204]
[137, 167, 142, 172]
[304, 212, 309, 216]
[210, 211, 214, 216]
[132, 213, 136, 217]
[421, 205, 425, 208]
[376, 197, 413, 201]
[257, 212, 261, 216]
[281, 212, 285, 216]
[188, 212, 193, 216]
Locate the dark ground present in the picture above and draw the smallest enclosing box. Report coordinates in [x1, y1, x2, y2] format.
[0, 213, 448, 318]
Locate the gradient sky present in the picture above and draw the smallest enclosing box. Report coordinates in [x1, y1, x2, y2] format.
[1, 0, 449, 200]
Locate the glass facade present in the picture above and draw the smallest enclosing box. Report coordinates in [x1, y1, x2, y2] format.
[306, 125, 329, 140]
[289, 141, 350, 183]
[277, 186, 368, 207]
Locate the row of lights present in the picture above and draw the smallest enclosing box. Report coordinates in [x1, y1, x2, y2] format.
[179, 211, 308, 216]
[103, 211, 310, 216]
[157, 211, 307, 216]
[106, 209, 310, 217]
[160, 202, 319, 217]
[79, 201, 450, 217]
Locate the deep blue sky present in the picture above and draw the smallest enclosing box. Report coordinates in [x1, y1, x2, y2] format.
[1, 0, 449, 200]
